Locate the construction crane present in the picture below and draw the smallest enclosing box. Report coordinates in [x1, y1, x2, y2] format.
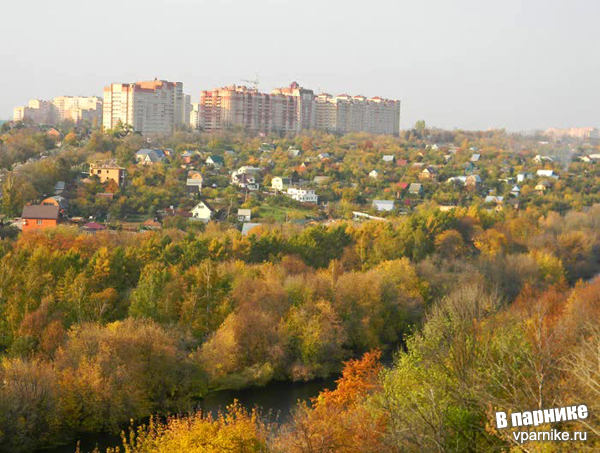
[241, 78, 259, 90]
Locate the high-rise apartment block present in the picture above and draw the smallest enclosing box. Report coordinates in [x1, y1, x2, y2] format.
[14, 97, 102, 125]
[199, 82, 400, 135]
[190, 103, 201, 130]
[545, 127, 600, 140]
[102, 80, 190, 135]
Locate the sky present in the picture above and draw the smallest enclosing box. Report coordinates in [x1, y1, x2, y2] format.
[1, 0, 599, 131]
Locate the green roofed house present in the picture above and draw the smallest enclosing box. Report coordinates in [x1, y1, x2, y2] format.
[206, 155, 224, 167]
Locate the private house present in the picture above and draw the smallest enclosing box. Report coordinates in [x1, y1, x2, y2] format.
[484, 195, 504, 204]
[206, 155, 224, 168]
[89, 162, 126, 186]
[54, 181, 66, 195]
[373, 200, 395, 212]
[517, 173, 533, 182]
[318, 153, 331, 160]
[21, 205, 59, 233]
[190, 200, 216, 223]
[536, 181, 552, 192]
[313, 176, 330, 185]
[369, 170, 380, 179]
[288, 148, 302, 158]
[447, 176, 467, 186]
[287, 187, 318, 204]
[271, 176, 291, 192]
[45, 128, 62, 140]
[510, 185, 521, 197]
[135, 148, 166, 165]
[470, 153, 481, 162]
[409, 183, 423, 195]
[419, 166, 438, 181]
[181, 151, 195, 164]
[465, 174, 482, 189]
[235, 173, 259, 191]
[237, 209, 252, 222]
[82, 222, 106, 234]
[534, 155, 554, 164]
[536, 169, 559, 179]
[96, 193, 115, 201]
[382, 155, 396, 163]
[396, 159, 408, 166]
[142, 219, 162, 230]
[42, 196, 68, 215]
[186, 178, 203, 194]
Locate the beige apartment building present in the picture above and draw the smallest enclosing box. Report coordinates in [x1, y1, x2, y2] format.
[545, 127, 600, 140]
[53, 96, 102, 124]
[199, 82, 400, 135]
[102, 79, 190, 135]
[314, 93, 401, 135]
[14, 100, 55, 123]
[190, 103, 201, 130]
[14, 97, 102, 124]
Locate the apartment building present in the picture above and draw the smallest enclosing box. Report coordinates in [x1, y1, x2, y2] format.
[14, 100, 55, 123]
[103, 79, 190, 135]
[545, 127, 600, 140]
[199, 82, 400, 135]
[14, 97, 102, 125]
[190, 103, 201, 130]
[53, 96, 102, 124]
[314, 93, 401, 135]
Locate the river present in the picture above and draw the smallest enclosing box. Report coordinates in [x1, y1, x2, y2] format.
[36, 376, 338, 453]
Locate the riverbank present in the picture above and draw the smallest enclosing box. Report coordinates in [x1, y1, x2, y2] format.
[35, 376, 338, 453]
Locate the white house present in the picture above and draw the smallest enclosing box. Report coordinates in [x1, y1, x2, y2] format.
[287, 187, 318, 204]
[271, 176, 291, 191]
[237, 208, 252, 222]
[206, 155, 224, 167]
[373, 200, 395, 212]
[190, 200, 215, 223]
[517, 173, 533, 182]
[536, 169, 559, 179]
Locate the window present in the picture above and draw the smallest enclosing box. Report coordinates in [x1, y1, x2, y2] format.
[37, 220, 43, 225]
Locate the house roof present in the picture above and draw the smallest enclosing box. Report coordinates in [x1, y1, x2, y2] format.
[186, 178, 203, 186]
[83, 222, 106, 230]
[470, 153, 481, 162]
[136, 149, 166, 162]
[22, 205, 59, 220]
[409, 183, 423, 192]
[382, 155, 395, 162]
[373, 200, 395, 208]
[208, 155, 224, 164]
[193, 200, 215, 212]
[242, 222, 262, 236]
[237, 209, 252, 216]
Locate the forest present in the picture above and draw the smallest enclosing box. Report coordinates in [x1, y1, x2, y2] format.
[0, 202, 598, 452]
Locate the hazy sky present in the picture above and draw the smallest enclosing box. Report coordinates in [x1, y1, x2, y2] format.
[2, 0, 599, 130]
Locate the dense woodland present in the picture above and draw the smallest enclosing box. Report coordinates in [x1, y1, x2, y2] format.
[0, 122, 598, 452]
